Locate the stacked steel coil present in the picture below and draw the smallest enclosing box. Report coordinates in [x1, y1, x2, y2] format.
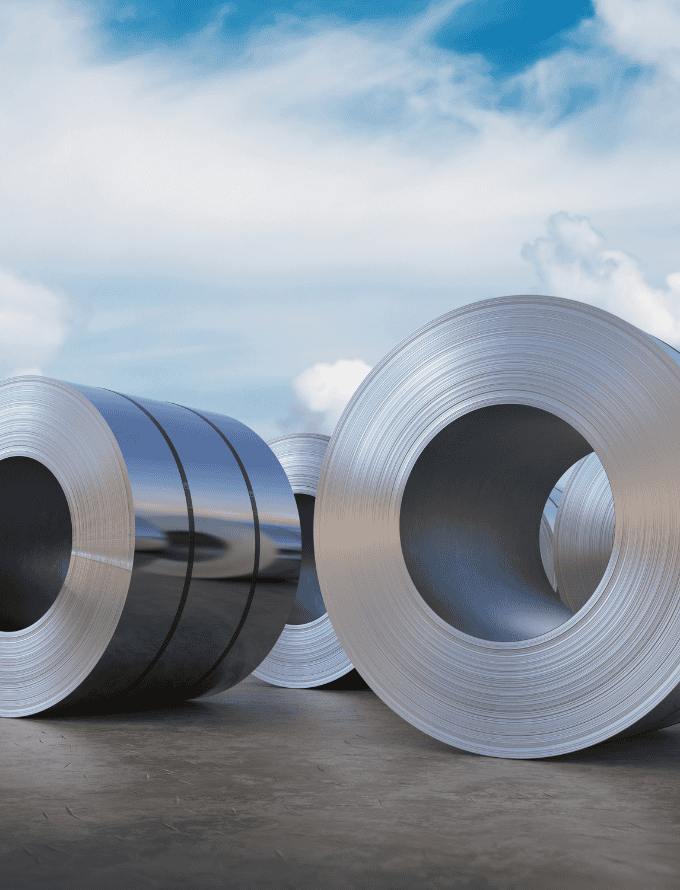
[4, 297, 680, 761]
[314, 295, 680, 758]
[253, 434, 354, 687]
[0, 377, 300, 717]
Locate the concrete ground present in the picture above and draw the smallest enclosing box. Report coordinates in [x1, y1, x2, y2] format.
[1, 675, 679, 890]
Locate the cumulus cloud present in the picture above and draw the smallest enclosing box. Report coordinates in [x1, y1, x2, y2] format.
[0, 0, 678, 294]
[280, 359, 373, 434]
[595, 0, 680, 78]
[0, 0, 679, 415]
[0, 266, 72, 376]
[523, 212, 680, 344]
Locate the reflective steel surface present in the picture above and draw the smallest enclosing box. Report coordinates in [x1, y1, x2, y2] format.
[539, 512, 555, 593]
[553, 453, 614, 614]
[253, 434, 354, 688]
[315, 295, 680, 757]
[553, 337, 680, 618]
[400, 405, 581, 642]
[0, 378, 300, 716]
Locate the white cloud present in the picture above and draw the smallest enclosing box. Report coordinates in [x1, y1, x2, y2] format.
[289, 359, 373, 433]
[0, 0, 678, 295]
[0, 0, 679, 413]
[0, 266, 72, 376]
[523, 212, 680, 344]
[595, 0, 680, 77]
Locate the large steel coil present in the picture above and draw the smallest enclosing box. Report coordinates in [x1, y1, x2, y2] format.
[315, 295, 680, 758]
[0, 377, 300, 717]
[253, 434, 354, 687]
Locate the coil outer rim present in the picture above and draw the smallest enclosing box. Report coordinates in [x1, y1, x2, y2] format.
[315, 295, 680, 758]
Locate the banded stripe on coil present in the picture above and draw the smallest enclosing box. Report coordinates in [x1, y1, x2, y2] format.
[253, 433, 355, 687]
[315, 295, 680, 758]
[0, 377, 300, 716]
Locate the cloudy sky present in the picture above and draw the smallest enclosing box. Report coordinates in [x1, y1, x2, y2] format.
[1, 0, 679, 438]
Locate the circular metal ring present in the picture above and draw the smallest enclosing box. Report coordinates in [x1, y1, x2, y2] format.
[539, 512, 556, 592]
[315, 295, 680, 758]
[253, 434, 354, 687]
[0, 377, 300, 716]
[553, 453, 614, 614]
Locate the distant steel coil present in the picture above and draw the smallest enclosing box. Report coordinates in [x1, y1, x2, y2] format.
[539, 513, 556, 592]
[539, 484, 564, 594]
[0, 377, 300, 717]
[315, 296, 680, 758]
[553, 453, 614, 613]
[253, 434, 354, 687]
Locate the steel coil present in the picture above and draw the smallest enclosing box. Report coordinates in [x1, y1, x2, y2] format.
[315, 295, 680, 758]
[553, 454, 614, 613]
[539, 484, 564, 593]
[539, 513, 556, 592]
[253, 434, 354, 687]
[553, 337, 680, 615]
[0, 376, 300, 717]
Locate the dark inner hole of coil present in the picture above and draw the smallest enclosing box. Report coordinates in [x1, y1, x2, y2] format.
[0, 457, 72, 632]
[400, 404, 594, 642]
[287, 493, 326, 626]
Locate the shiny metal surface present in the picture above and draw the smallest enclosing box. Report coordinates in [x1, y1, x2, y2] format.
[553, 338, 680, 616]
[539, 485, 565, 594]
[539, 512, 556, 593]
[315, 295, 680, 758]
[553, 453, 614, 613]
[253, 434, 354, 688]
[0, 377, 300, 716]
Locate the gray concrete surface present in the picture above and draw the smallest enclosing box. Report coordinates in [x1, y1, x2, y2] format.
[1, 675, 679, 889]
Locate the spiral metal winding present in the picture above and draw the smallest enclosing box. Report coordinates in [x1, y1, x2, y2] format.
[253, 434, 354, 687]
[0, 377, 300, 717]
[315, 296, 680, 758]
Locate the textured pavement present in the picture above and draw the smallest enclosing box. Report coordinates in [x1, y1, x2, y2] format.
[1, 675, 679, 888]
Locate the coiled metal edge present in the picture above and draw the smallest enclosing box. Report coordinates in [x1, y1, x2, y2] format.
[0, 377, 300, 717]
[553, 337, 680, 618]
[539, 513, 556, 592]
[539, 483, 565, 594]
[315, 295, 680, 758]
[253, 434, 354, 687]
[553, 453, 614, 614]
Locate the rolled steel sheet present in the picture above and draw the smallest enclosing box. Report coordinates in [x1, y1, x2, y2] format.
[553, 337, 680, 614]
[0, 376, 300, 717]
[539, 485, 563, 593]
[253, 434, 354, 687]
[315, 295, 680, 758]
[553, 454, 614, 613]
[539, 513, 556, 592]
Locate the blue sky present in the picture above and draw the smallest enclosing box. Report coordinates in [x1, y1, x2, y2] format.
[104, 1, 595, 74]
[1, 0, 679, 438]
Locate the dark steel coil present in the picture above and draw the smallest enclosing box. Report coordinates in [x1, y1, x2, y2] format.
[0, 377, 300, 716]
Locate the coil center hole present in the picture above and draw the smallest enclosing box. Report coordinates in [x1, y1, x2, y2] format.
[399, 404, 595, 642]
[0, 457, 72, 632]
[287, 493, 326, 625]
